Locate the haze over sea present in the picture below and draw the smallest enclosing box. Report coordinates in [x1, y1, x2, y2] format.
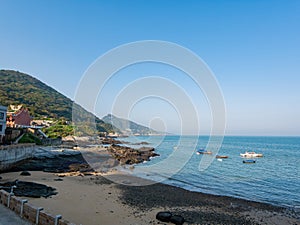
[119, 135, 300, 210]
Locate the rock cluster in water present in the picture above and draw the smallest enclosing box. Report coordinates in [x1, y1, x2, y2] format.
[108, 144, 159, 165]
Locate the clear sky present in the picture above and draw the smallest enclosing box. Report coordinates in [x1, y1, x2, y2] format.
[1, 0, 299, 136]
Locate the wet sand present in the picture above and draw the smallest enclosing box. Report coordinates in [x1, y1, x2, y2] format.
[0, 171, 299, 225]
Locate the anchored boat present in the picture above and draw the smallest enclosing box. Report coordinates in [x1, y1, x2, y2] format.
[196, 148, 212, 155]
[243, 159, 256, 164]
[240, 151, 263, 158]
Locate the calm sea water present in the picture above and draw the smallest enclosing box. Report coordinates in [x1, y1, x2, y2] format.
[119, 135, 300, 210]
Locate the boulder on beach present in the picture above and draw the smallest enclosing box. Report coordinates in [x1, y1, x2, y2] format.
[156, 211, 185, 225]
[170, 215, 185, 225]
[156, 211, 172, 222]
[20, 171, 31, 176]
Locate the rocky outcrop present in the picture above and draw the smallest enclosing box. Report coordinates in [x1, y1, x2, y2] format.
[101, 138, 123, 145]
[108, 144, 159, 165]
[0, 180, 57, 198]
[8, 149, 90, 174]
[131, 141, 150, 145]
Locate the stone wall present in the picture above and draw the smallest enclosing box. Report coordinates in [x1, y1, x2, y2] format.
[0, 190, 75, 225]
[42, 137, 62, 146]
[4, 128, 22, 143]
[0, 144, 35, 172]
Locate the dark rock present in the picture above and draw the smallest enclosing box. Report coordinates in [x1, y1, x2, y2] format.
[8, 153, 89, 174]
[0, 180, 57, 198]
[69, 163, 93, 173]
[0, 176, 2, 180]
[108, 144, 159, 165]
[170, 215, 185, 225]
[54, 178, 63, 181]
[102, 138, 122, 145]
[132, 141, 150, 145]
[156, 211, 172, 222]
[20, 171, 31, 176]
[43, 168, 65, 173]
[83, 173, 93, 176]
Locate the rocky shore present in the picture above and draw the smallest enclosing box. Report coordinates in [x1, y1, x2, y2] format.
[0, 138, 299, 225]
[4, 138, 159, 174]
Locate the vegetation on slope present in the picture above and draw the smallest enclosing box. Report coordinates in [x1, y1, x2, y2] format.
[42, 120, 75, 138]
[19, 133, 42, 145]
[0, 70, 115, 136]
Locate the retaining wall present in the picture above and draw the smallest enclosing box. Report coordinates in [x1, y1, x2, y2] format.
[0, 144, 35, 171]
[0, 189, 75, 225]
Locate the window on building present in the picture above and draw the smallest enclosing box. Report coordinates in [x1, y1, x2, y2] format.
[0, 124, 3, 132]
[0, 112, 4, 120]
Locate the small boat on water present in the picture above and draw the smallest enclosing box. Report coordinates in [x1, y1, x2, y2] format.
[240, 151, 263, 158]
[196, 149, 212, 155]
[243, 159, 256, 164]
[216, 155, 228, 159]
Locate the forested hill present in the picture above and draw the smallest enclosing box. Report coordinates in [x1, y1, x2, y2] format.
[102, 114, 161, 135]
[0, 69, 114, 133]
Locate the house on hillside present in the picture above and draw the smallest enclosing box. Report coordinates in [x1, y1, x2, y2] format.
[0, 105, 7, 143]
[6, 105, 32, 128]
[9, 104, 23, 112]
[31, 119, 53, 127]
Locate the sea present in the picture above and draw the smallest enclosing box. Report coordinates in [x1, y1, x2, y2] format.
[118, 135, 300, 211]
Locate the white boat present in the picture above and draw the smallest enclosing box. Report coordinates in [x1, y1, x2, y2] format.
[240, 151, 263, 158]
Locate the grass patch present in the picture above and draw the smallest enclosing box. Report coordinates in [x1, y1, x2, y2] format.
[19, 133, 42, 145]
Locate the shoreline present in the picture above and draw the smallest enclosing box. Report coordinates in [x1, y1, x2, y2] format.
[0, 140, 299, 224]
[0, 170, 299, 225]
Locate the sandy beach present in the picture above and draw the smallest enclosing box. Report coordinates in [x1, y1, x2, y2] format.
[0, 170, 299, 225]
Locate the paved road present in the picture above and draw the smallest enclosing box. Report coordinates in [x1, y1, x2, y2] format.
[0, 204, 32, 225]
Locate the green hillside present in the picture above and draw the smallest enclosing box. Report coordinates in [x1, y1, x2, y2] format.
[0, 69, 115, 135]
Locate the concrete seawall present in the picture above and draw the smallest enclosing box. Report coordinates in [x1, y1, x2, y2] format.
[0, 144, 35, 172]
[0, 190, 74, 225]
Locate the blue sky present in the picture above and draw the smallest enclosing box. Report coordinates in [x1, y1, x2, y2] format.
[1, 0, 299, 136]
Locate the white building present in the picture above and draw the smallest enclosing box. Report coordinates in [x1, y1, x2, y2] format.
[0, 105, 7, 143]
